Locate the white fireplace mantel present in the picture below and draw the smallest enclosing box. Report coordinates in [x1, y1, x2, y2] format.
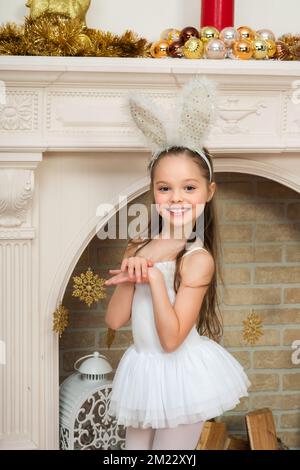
[0, 56, 300, 450]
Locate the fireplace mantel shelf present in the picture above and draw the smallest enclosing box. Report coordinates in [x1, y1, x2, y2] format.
[0, 56, 300, 84]
[0, 56, 300, 157]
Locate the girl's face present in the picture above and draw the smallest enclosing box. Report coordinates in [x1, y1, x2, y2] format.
[153, 154, 216, 238]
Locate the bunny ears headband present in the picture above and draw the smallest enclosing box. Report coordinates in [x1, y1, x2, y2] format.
[125, 75, 218, 182]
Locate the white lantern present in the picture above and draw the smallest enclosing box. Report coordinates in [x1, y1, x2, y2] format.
[59, 351, 125, 450]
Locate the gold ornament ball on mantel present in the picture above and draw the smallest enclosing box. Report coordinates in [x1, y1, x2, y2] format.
[232, 39, 254, 60]
[183, 37, 204, 59]
[265, 39, 277, 58]
[160, 28, 173, 41]
[237, 25, 256, 41]
[77, 33, 93, 49]
[161, 28, 181, 44]
[200, 26, 219, 43]
[204, 38, 226, 59]
[150, 39, 169, 58]
[252, 37, 268, 59]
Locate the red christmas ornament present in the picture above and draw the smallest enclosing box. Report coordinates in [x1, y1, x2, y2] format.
[201, 0, 235, 31]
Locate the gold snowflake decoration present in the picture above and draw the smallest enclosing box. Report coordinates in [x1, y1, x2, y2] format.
[53, 303, 69, 338]
[72, 266, 106, 307]
[242, 311, 264, 345]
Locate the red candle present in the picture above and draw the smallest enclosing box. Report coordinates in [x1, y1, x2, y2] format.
[201, 0, 235, 31]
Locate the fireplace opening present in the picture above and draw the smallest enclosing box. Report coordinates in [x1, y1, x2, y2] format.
[59, 172, 300, 450]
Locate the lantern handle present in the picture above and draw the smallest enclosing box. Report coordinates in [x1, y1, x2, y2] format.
[74, 352, 107, 372]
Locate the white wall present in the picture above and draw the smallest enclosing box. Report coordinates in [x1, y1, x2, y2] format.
[0, 0, 298, 42]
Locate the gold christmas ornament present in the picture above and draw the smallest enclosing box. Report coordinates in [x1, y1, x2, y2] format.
[204, 38, 226, 59]
[160, 28, 173, 41]
[183, 37, 204, 59]
[252, 37, 268, 59]
[161, 28, 181, 44]
[232, 39, 253, 60]
[242, 311, 263, 345]
[53, 303, 69, 338]
[150, 39, 169, 58]
[219, 26, 239, 47]
[200, 25, 219, 43]
[237, 25, 255, 41]
[72, 266, 106, 308]
[26, 0, 91, 25]
[76, 32, 92, 49]
[265, 39, 277, 58]
[256, 28, 276, 42]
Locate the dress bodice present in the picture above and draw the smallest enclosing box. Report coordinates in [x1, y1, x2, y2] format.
[131, 247, 208, 354]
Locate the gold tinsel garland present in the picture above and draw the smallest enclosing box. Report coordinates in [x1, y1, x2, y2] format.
[278, 33, 300, 60]
[0, 12, 150, 57]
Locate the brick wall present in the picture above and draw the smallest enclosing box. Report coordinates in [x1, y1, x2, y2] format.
[60, 173, 300, 449]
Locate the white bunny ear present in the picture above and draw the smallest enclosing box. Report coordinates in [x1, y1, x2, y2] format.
[124, 92, 168, 151]
[172, 75, 218, 149]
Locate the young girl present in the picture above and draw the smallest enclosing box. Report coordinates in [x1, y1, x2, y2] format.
[104, 78, 251, 450]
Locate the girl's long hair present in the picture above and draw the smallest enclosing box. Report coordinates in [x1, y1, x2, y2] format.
[127, 146, 224, 342]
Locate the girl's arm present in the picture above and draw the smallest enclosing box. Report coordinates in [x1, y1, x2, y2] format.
[148, 251, 215, 352]
[104, 281, 135, 330]
[104, 242, 136, 330]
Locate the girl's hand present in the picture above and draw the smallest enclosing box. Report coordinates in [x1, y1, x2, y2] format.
[104, 257, 154, 286]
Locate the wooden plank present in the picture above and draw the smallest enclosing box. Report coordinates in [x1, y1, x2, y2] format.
[245, 408, 279, 450]
[196, 421, 228, 450]
[224, 435, 250, 450]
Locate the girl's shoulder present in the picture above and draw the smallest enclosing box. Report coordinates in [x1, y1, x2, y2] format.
[179, 247, 215, 287]
[179, 246, 215, 271]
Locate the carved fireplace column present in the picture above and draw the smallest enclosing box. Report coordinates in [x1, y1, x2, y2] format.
[0, 153, 42, 449]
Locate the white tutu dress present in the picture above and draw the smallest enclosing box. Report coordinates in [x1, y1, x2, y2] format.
[107, 247, 251, 429]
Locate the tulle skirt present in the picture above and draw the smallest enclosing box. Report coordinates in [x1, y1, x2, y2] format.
[107, 335, 251, 429]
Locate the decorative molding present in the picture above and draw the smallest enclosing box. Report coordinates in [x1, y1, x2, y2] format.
[0, 91, 38, 131]
[0, 169, 34, 229]
[0, 227, 35, 239]
[0, 57, 299, 152]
